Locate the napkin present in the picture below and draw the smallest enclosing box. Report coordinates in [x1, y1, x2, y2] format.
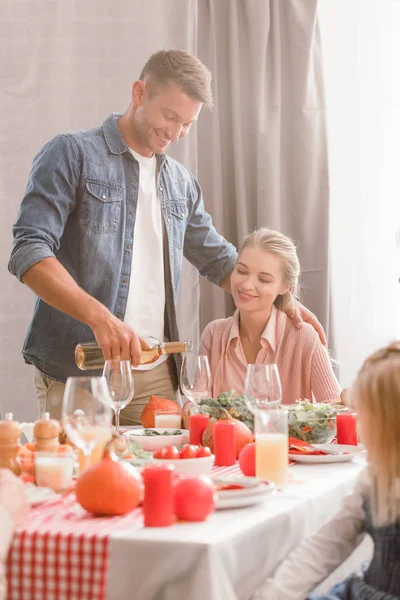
[288, 437, 327, 455]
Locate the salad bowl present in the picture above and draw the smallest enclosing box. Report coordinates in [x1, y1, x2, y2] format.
[123, 428, 189, 451]
[285, 401, 347, 444]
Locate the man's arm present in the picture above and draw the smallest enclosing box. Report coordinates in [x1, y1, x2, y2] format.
[22, 257, 141, 365]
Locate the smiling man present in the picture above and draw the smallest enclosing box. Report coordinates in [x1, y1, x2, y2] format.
[8, 50, 238, 422]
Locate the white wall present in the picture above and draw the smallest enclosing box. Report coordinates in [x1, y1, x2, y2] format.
[319, 0, 400, 387]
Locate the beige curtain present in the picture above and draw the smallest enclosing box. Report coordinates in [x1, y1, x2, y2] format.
[197, 0, 332, 341]
[1, 0, 331, 420]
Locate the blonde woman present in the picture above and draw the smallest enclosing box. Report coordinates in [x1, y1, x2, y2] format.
[200, 228, 340, 403]
[253, 342, 400, 599]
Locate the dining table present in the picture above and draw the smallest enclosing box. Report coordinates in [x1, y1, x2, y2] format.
[6, 454, 373, 600]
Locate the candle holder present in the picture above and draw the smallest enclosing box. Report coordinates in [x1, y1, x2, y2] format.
[34, 451, 76, 493]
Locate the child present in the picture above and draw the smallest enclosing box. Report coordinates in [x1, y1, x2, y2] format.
[253, 342, 400, 599]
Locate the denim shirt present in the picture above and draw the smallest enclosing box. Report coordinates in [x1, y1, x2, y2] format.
[8, 114, 238, 382]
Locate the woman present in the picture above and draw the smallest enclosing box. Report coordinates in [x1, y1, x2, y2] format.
[200, 228, 340, 403]
[253, 342, 400, 599]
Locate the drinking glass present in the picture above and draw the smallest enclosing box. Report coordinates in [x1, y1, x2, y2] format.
[244, 363, 282, 414]
[180, 354, 211, 406]
[102, 360, 134, 435]
[62, 377, 113, 470]
[255, 408, 288, 488]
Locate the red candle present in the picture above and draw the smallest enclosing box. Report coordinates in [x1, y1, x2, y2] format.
[214, 421, 236, 466]
[143, 464, 174, 527]
[189, 413, 210, 445]
[336, 412, 358, 445]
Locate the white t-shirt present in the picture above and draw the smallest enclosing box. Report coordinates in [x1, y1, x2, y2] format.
[124, 149, 167, 370]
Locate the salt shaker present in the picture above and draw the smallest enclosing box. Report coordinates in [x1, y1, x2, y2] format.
[0, 413, 21, 475]
[34, 412, 60, 452]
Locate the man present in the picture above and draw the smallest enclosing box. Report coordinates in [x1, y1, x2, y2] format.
[9, 50, 324, 423]
[0, 470, 28, 600]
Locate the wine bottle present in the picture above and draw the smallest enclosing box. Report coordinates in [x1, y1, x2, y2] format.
[75, 337, 193, 370]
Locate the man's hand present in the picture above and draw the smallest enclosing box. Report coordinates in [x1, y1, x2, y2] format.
[89, 311, 142, 366]
[285, 300, 327, 346]
[0, 470, 29, 527]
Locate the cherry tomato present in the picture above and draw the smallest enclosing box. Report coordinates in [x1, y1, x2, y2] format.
[196, 446, 212, 458]
[179, 444, 198, 459]
[163, 445, 180, 460]
[153, 448, 167, 459]
[174, 476, 215, 521]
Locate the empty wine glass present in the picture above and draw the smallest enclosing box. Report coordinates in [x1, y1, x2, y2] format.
[62, 377, 113, 470]
[244, 363, 282, 414]
[102, 360, 134, 435]
[180, 354, 211, 406]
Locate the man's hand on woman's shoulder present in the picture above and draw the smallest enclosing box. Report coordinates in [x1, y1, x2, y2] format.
[285, 300, 327, 346]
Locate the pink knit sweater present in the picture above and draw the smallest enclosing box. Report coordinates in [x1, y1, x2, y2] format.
[200, 306, 341, 404]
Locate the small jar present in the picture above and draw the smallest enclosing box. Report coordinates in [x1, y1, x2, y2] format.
[34, 412, 60, 452]
[0, 413, 21, 475]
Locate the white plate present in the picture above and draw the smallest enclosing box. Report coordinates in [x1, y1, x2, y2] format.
[289, 444, 365, 464]
[123, 428, 189, 451]
[215, 482, 275, 509]
[25, 483, 57, 506]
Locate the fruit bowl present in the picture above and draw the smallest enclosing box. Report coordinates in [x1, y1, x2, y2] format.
[153, 454, 215, 476]
[123, 428, 189, 452]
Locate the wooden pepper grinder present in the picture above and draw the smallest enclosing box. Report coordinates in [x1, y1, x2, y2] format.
[34, 412, 60, 453]
[0, 413, 22, 475]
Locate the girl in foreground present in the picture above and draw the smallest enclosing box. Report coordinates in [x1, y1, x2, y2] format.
[200, 228, 340, 403]
[254, 342, 400, 599]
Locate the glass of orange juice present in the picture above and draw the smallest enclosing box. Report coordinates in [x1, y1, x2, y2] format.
[255, 408, 288, 488]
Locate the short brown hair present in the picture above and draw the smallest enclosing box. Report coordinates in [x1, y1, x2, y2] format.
[139, 50, 213, 108]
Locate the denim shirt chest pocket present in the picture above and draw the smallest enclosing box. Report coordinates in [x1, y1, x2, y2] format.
[80, 179, 124, 234]
[169, 200, 188, 249]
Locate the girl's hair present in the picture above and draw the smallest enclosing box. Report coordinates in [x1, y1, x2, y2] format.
[352, 342, 400, 525]
[239, 227, 300, 312]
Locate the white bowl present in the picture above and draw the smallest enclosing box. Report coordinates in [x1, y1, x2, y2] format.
[153, 454, 215, 476]
[123, 428, 189, 452]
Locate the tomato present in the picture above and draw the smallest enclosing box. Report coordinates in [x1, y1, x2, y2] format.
[196, 446, 212, 458]
[174, 476, 215, 521]
[238, 442, 256, 476]
[163, 445, 180, 460]
[179, 444, 198, 459]
[153, 448, 167, 459]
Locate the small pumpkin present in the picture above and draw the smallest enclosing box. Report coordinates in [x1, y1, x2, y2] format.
[141, 395, 181, 428]
[75, 439, 143, 516]
[202, 416, 254, 458]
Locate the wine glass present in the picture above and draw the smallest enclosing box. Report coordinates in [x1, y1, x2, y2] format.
[244, 363, 282, 415]
[102, 360, 134, 435]
[180, 354, 211, 407]
[62, 377, 113, 470]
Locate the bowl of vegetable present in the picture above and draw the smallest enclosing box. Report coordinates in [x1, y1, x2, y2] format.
[153, 444, 214, 475]
[285, 401, 345, 444]
[123, 428, 189, 452]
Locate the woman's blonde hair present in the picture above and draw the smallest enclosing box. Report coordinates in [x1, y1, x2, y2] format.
[239, 228, 300, 312]
[352, 342, 400, 525]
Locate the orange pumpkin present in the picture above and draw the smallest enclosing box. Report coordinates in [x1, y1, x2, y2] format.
[141, 395, 181, 428]
[75, 441, 143, 516]
[202, 417, 254, 458]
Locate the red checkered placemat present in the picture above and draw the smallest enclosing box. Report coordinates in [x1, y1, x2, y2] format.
[6, 492, 142, 600]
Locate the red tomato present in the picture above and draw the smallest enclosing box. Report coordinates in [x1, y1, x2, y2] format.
[179, 444, 198, 459]
[238, 442, 256, 476]
[196, 446, 212, 458]
[153, 448, 167, 459]
[163, 445, 180, 460]
[174, 476, 215, 521]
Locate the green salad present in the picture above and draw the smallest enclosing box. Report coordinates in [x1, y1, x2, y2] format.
[141, 429, 183, 436]
[286, 400, 337, 444]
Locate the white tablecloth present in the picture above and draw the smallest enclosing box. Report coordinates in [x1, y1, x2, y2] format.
[108, 460, 372, 600]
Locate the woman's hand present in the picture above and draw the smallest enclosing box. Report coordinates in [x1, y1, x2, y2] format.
[286, 300, 327, 346]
